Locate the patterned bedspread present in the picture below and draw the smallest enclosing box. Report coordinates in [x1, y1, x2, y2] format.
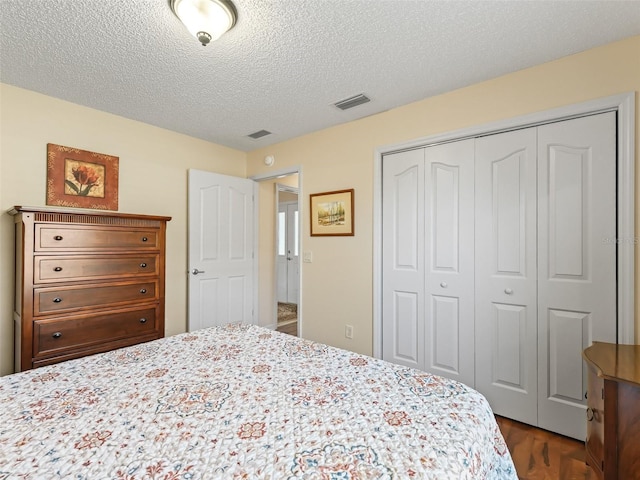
[0, 324, 516, 479]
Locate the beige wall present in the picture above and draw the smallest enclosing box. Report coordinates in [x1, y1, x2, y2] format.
[247, 35, 640, 355]
[0, 84, 246, 375]
[1, 35, 638, 375]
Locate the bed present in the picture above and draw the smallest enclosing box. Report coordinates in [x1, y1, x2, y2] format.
[0, 323, 516, 479]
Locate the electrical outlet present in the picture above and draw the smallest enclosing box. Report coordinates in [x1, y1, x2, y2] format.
[345, 324, 353, 339]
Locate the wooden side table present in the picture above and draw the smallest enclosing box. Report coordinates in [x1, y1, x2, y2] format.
[582, 342, 640, 480]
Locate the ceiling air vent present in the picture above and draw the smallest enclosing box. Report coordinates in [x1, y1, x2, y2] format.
[334, 93, 370, 111]
[247, 129, 272, 139]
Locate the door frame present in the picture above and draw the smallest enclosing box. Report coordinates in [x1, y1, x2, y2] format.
[372, 92, 636, 358]
[251, 166, 303, 336]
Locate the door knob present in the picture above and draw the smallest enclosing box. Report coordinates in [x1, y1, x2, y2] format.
[440, 282, 448, 288]
[192, 268, 206, 275]
[504, 288, 513, 295]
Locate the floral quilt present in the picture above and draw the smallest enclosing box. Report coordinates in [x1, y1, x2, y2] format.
[0, 323, 516, 479]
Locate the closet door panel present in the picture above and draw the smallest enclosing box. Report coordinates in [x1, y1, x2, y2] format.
[424, 139, 475, 387]
[492, 302, 528, 389]
[475, 128, 538, 425]
[537, 112, 617, 440]
[431, 295, 460, 373]
[382, 149, 425, 370]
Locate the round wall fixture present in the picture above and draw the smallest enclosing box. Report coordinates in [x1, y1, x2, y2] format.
[264, 155, 275, 166]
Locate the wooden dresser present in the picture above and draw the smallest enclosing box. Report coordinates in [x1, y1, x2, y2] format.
[11, 206, 171, 371]
[582, 342, 640, 480]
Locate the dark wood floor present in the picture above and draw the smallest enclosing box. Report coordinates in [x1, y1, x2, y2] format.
[496, 416, 595, 480]
[276, 321, 297, 336]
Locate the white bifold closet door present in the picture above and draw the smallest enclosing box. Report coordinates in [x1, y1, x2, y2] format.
[424, 140, 475, 387]
[536, 113, 616, 438]
[474, 127, 539, 426]
[382, 148, 425, 371]
[473, 113, 617, 439]
[382, 112, 617, 440]
[382, 140, 475, 387]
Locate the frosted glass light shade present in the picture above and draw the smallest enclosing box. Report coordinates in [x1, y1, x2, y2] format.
[171, 0, 236, 46]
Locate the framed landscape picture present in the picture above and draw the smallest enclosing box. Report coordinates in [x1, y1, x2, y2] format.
[46, 143, 119, 210]
[310, 188, 354, 236]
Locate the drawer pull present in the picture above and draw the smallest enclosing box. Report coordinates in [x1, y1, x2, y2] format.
[139, 288, 147, 294]
[52, 297, 62, 303]
[140, 263, 147, 268]
[139, 318, 147, 324]
[586, 408, 595, 422]
[142, 237, 148, 242]
[54, 267, 63, 272]
[52, 332, 62, 339]
[54, 235, 63, 241]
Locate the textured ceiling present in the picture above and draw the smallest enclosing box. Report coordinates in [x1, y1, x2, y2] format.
[1, 0, 640, 152]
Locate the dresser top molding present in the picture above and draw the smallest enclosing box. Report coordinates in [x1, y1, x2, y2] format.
[583, 341, 640, 387]
[9, 205, 171, 223]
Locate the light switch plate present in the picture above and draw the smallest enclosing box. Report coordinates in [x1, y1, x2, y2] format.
[303, 251, 312, 263]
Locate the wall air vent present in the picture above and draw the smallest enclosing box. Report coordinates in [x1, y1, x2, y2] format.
[334, 93, 371, 111]
[247, 129, 272, 139]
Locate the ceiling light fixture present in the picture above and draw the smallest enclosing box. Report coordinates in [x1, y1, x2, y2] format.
[170, 0, 237, 46]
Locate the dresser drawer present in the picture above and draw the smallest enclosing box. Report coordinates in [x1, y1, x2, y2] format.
[35, 255, 159, 283]
[34, 307, 158, 357]
[34, 281, 158, 315]
[35, 225, 159, 251]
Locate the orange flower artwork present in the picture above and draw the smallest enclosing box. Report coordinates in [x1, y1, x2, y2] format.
[47, 144, 118, 210]
[65, 161, 105, 197]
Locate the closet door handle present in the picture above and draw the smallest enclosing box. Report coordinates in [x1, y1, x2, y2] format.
[440, 282, 448, 288]
[504, 288, 513, 295]
[586, 408, 595, 422]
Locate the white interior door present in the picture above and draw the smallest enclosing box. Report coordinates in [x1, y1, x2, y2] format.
[285, 202, 299, 303]
[424, 139, 475, 387]
[536, 112, 617, 439]
[382, 148, 425, 370]
[188, 169, 256, 331]
[276, 206, 287, 303]
[474, 127, 538, 426]
[277, 201, 299, 304]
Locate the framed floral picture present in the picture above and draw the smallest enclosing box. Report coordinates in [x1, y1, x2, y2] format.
[46, 144, 119, 210]
[310, 189, 354, 236]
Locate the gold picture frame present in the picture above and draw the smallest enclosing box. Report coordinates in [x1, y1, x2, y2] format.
[46, 143, 119, 211]
[310, 189, 354, 236]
